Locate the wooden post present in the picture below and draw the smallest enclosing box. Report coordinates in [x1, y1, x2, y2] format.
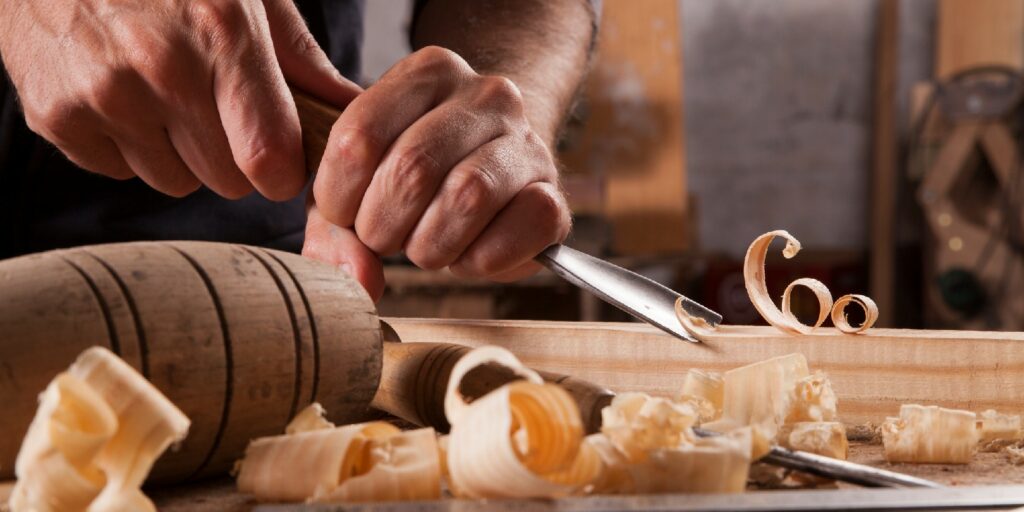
[869, 0, 899, 326]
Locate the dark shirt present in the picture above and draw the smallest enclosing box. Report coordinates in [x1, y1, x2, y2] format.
[0, 0, 365, 258]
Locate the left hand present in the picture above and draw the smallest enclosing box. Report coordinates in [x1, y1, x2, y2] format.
[306, 46, 571, 290]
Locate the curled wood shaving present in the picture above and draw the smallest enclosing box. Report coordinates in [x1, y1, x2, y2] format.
[10, 347, 190, 512]
[745, 230, 880, 334]
[831, 294, 879, 334]
[881, 404, 978, 464]
[444, 346, 591, 498]
[745, 230, 827, 334]
[673, 297, 718, 341]
[781, 278, 834, 332]
[236, 421, 441, 503]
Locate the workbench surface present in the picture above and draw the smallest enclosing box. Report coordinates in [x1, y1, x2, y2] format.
[1, 443, 1022, 511]
[140, 443, 1023, 511]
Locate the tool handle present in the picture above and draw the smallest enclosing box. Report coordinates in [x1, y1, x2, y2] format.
[294, 89, 343, 173]
[373, 341, 614, 434]
[0, 241, 381, 482]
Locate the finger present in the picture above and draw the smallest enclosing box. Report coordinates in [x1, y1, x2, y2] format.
[449, 182, 571, 279]
[303, 205, 385, 302]
[262, 0, 362, 107]
[353, 103, 507, 255]
[166, 87, 253, 199]
[204, 0, 306, 200]
[112, 130, 200, 197]
[53, 133, 134, 180]
[27, 104, 135, 180]
[402, 135, 552, 269]
[313, 46, 473, 228]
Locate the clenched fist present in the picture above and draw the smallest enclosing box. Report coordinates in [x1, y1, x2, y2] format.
[0, 0, 360, 199]
[306, 46, 572, 294]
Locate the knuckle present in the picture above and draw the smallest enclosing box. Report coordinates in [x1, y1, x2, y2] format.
[24, 101, 78, 143]
[355, 217, 401, 256]
[235, 140, 303, 199]
[190, 0, 251, 52]
[409, 45, 465, 74]
[387, 146, 440, 192]
[475, 75, 523, 108]
[288, 29, 322, 58]
[446, 168, 497, 218]
[406, 239, 456, 271]
[331, 125, 380, 164]
[531, 185, 570, 234]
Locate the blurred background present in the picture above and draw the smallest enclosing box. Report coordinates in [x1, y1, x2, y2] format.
[363, 0, 1024, 331]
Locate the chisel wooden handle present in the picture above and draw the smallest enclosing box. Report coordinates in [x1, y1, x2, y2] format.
[0, 241, 382, 482]
[374, 341, 615, 434]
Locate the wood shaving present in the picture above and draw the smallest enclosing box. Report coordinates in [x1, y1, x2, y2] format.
[831, 294, 879, 334]
[781, 422, 849, 460]
[744, 230, 830, 334]
[744, 230, 880, 334]
[881, 404, 978, 464]
[678, 369, 724, 423]
[9, 347, 190, 512]
[1005, 443, 1024, 465]
[236, 421, 441, 503]
[284, 403, 334, 434]
[600, 393, 699, 462]
[673, 297, 718, 341]
[591, 394, 750, 495]
[978, 410, 1022, 451]
[703, 353, 812, 458]
[443, 346, 592, 498]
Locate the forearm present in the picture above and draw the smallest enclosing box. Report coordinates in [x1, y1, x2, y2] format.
[411, 0, 596, 147]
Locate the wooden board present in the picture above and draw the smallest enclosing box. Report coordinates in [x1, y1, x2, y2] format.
[558, 0, 689, 255]
[936, 0, 1024, 78]
[385, 318, 1024, 426]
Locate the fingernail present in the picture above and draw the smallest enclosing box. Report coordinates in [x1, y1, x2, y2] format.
[339, 262, 354, 276]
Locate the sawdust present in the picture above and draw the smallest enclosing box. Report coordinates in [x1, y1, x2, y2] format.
[845, 441, 1024, 487]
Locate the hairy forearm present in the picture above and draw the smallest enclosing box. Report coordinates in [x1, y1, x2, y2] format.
[412, 0, 596, 147]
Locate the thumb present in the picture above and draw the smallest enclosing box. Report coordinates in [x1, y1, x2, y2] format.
[303, 204, 385, 302]
[263, 0, 363, 107]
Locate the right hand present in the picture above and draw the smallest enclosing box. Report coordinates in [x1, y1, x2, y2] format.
[0, 0, 360, 200]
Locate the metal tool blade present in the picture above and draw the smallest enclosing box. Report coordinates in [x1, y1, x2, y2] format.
[535, 244, 722, 342]
[692, 428, 942, 489]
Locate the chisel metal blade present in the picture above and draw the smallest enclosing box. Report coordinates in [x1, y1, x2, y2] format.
[535, 244, 722, 342]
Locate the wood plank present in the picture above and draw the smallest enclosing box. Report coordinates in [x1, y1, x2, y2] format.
[936, 0, 1024, 78]
[385, 318, 1024, 426]
[559, 0, 689, 255]
[869, 0, 899, 327]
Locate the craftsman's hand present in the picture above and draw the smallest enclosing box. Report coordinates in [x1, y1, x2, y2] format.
[312, 46, 572, 283]
[0, 0, 359, 199]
